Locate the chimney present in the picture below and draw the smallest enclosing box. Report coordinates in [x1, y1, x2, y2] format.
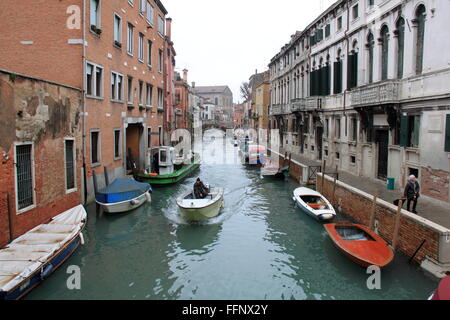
[166, 17, 172, 40]
[183, 69, 188, 82]
[192, 81, 196, 88]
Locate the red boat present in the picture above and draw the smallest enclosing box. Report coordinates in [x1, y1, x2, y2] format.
[324, 223, 394, 268]
[430, 276, 450, 300]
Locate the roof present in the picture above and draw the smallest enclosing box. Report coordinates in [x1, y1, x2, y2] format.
[193, 86, 231, 95]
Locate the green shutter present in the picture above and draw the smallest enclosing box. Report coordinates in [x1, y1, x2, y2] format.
[412, 115, 420, 148]
[400, 116, 409, 147]
[445, 115, 450, 152]
[333, 62, 339, 94]
[347, 54, 354, 90]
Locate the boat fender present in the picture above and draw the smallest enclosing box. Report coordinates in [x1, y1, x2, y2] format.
[130, 199, 138, 206]
[80, 233, 85, 245]
[145, 192, 152, 203]
[41, 264, 54, 280]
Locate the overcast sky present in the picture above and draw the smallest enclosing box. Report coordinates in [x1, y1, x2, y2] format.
[163, 0, 336, 103]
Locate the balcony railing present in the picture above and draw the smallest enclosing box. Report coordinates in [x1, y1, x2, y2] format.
[351, 80, 400, 107]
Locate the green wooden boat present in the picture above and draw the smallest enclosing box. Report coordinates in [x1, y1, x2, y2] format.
[135, 147, 201, 186]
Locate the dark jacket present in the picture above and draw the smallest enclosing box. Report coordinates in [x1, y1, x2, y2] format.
[404, 180, 420, 200]
[194, 182, 208, 199]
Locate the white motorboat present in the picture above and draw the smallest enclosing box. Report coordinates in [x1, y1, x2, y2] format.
[176, 186, 224, 222]
[292, 187, 336, 221]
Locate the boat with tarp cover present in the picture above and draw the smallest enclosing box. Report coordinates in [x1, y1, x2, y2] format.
[95, 178, 152, 213]
[0, 205, 87, 300]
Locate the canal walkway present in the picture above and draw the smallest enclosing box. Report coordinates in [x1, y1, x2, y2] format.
[273, 147, 450, 230]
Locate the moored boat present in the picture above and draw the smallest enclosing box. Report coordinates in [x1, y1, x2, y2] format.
[0, 205, 87, 300]
[247, 145, 267, 167]
[429, 276, 450, 300]
[135, 147, 200, 186]
[324, 223, 395, 268]
[95, 178, 152, 213]
[176, 186, 224, 222]
[293, 187, 336, 221]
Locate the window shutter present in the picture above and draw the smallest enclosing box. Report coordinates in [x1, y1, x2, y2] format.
[352, 52, 358, 88]
[347, 54, 354, 90]
[400, 116, 409, 147]
[333, 62, 339, 94]
[445, 115, 450, 152]
[412, 115, 421, 148]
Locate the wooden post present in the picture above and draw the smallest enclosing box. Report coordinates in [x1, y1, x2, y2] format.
[369, 189, 379, 230]
[321, 160, 326, 194]
[332, 165, 338, 205]
[392, 199, 403, 249]
[104, 166, 110, 186]
[93, 170, 98, 194]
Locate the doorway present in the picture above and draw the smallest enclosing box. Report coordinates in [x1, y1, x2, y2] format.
[316, 126, 323, 160]
[126, 123, 144, 173]
[375, 129, 389, 180]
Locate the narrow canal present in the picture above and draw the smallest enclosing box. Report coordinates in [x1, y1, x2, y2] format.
[27, 133, 437, 300]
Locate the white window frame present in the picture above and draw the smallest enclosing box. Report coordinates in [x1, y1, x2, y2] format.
[114, 13, 122, 45]
[128, 0, 134, 7]
[127, 76, 134, 105]
[114, 129, 122, 160]
[138, 33, 144, 62]
[127, 23, 134, 56]
[138, 80, 144, 106]
[147, 127, 152, 149]
[147, 39, 152, 67]
[111, 71, 124, 102]
[90, 0, 101, 28]
[157, 88, 163, 109]
[146, 1, 154, 26]
[158, 126, 162, 146]
[14, 142, 36, 214]
[86, 61, 103, 99]
[90, 129, 101, 167]
[64, 137, 77, 194]
[146, 83, 153, 107]
[139, 0, 146, 15]
[158, 15, 165, 36]
[158, 49, 163, 73]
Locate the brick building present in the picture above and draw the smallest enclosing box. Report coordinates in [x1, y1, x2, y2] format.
[0, 70, 83, 247]
[0, 0, 171, 203]
[173, 69, 191, 130]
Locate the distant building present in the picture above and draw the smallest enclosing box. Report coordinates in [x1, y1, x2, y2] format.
[193, 86, 234, 122]
[233, 103, 245, 127]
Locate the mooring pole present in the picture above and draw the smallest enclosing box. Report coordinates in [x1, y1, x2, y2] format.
[369, 189, 379, 230]
[409, 240, 427, 264]
[93, 170, 98, 194]
[6, 193, 14, 242]
[392, 199, 403, 249]
[332, 165, 338, 205]
[104, 166, 110, 186]
[321, 160, 326, 194]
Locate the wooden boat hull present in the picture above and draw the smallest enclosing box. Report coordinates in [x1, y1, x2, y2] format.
[179, 197, 224, 222]
[324, 223, 394, 268]
[96, 190, 151, 213]
[136, 161, 200, 186]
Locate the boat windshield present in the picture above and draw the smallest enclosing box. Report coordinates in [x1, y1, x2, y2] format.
[336, 227, 376, 242]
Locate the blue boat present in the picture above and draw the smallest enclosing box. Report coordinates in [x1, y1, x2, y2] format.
[0, 205, 87, 300]
[95, 178, 152, 213]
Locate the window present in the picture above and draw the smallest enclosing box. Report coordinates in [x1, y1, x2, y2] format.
[114, 129, 121, 159]
[335, 118, 341, 139]
[147, 127, 152, 148]
[380, 25, 389, 81]
[127, 23, 134, 55]
[367, 32, 374, 83]
[127, 76, 133, 104]
[86, 62, 103, 98]
[146, 1, 154, 25]
[128, 0, 134, 6]
[138, 33, 144, 61]
[114, 14, 122, 45]
[325, 24, 331, 38]
[325, 119, 330, 137]
[158, 16, 165, 35]
[65, 139, 76, 191]
[139, 0, 146, 14]
[157, 88, 164, 109]
[15, 143, 34, 211]
[146, 83, 153, 107]
[347, 50, 358, 89]
[90, 131, 100, 165]
[415, 5, 426, 75]
[158, 126, 162, 146]
[400, 115, 420, 148]
[333, 56, 343, 94]
[352, 4, 359, 20]
[445, 115, 450, 152]
[147, 40, 152, 66]
[111, 71, 123, 101]
[396, 18, 405, 79]
[138, 80, 143, 106]
[337, 16, 342, 31]
[336, 152, 340, 159]
[351, 118, 358, 141]
[158, 49, 163, 72]
[350, 155, 356, 164]
[90, 0, 100, 27]
[368, 0, 374, 6]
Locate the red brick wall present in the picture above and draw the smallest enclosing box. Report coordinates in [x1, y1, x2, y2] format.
[317, 175, 441, 263]
[421, 167, 449, 203]
[0, 72, 83, 247]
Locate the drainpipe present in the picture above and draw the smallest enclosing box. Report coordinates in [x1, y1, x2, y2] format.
[343, 1, 350, 135]
[82, 0, 88, 204]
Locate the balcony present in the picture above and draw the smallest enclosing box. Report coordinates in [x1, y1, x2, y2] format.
[270, 104, 293, 116]
[351, 80, 400, 107]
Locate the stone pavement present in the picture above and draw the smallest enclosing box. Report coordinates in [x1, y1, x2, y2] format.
[273, 147, 450, 230]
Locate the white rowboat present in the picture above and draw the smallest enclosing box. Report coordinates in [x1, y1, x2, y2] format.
[176, 187, 224, 222]
[293, 187, 336, 221]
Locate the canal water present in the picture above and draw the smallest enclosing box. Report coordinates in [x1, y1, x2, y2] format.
[27, 133, 437, 300]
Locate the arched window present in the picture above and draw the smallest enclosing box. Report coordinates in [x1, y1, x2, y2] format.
[415, 5, 426, 74]
[380, 25, 389, 81]
[334, 49, 343, 94]
[396, 17, 405, 78]
[367, 32, 375, 83]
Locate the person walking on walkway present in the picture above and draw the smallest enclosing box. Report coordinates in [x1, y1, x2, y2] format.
[404, 175, 420, 214]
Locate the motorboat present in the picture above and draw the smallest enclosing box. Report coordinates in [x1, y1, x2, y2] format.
[176, 186, 224, 222]
[429, 276, 450, 300]
[293, 187, 336, 221]
[324, 223, 395, 268]
[0, 205, 87, 300]
[95, 178, 152, 213]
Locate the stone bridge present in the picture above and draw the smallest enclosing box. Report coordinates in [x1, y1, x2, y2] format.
[201, 120, 235, 132]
